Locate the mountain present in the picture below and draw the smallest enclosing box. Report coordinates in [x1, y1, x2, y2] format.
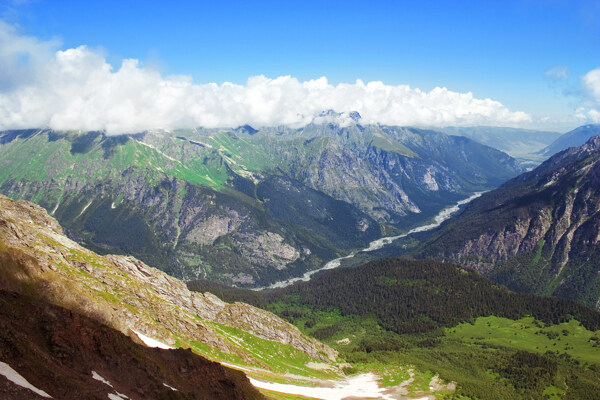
[3, 170, 599, 399]
[189, 257, 600, 399]
[440, 126, 561, 167]
[0, 194, 338, 383]
[538, 124, 600, 157]
[416, 133, 600, 309]
[0, 185, 463, 399]
[0, 290, 264, 400]
[0, 123, 524, 286]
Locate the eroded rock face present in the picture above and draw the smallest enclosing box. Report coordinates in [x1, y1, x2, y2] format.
[0, 194, 337, 365]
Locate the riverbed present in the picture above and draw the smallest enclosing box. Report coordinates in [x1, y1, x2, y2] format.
[265, 192, 483, 289]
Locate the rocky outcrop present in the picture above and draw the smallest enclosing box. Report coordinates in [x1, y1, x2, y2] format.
[0, 194, 337, 365]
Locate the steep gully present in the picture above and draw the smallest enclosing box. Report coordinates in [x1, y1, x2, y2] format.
[264, 192, 483, 289]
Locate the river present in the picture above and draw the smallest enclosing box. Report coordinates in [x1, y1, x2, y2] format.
[263, 192, 483, 290]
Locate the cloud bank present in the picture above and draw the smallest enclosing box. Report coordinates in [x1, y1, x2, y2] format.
[577, 68, 600, 122]
[0, 22, 535, 135]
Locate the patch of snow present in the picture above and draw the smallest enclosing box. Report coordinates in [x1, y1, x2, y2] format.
[92, 371, 113, 387]
[191, 140, 212, 148]
[0, 361, 52, 398]
[130, 329, 175, 349]
[108, 393, 129, 400]
[51, 201, 60, 215]
[110, 201, 116, 209]
[134, 140, 181, 163]
[220, 362, 253, 372]
[163, 383, 178, 391]
[249, 373, 395, 400]
[78, 201, 92, 217]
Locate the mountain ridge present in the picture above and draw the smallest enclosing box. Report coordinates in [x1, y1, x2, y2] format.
[414, 134, 600, 309]
[0, 193, 337, 370]
[0, 124, 524, 286]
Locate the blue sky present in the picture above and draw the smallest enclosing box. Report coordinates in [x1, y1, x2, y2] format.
[1, 0, 600, 132]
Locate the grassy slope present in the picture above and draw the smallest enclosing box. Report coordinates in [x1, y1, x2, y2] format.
[0, 222, 338, 388]
[189, 259, 600, 399]
[262, 306, 600, 399]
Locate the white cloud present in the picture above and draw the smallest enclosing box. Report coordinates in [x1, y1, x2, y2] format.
[0, 22, 532, 135]
[583, 68, 600, 102]
[578, 67, 600, 122]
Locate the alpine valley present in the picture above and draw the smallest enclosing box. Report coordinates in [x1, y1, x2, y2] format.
[3, 182, 600, 399]
[2, 117, 600, 399]
[0, 115, 524, 287]
[4, 1, 600, 398]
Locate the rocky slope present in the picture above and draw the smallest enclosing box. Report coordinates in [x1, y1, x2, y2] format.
[0, 122, 523, 286]
[538, 124, 600, 157]
[0, 194, 337, 375]
[0, 290, 264, 400]
[417, 134, 600, 309]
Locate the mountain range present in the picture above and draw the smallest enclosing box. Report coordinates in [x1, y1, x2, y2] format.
[439, 126, 561, 167]
[2, 192, 600, 399]
[0, 121, 524, 287]
[3, 120, 600, 398]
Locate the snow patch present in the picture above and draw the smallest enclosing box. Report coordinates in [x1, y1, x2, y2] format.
[108, 393, 129, 400]
[163, 383, 178, 391]
[249, 373, 395, 400]
[92, 371, 113, 387]
[51, 201, 60, 215]
[220, 362, 253, 372]
[0, 361, 52, 398]
[130, 329, 175, 349]
[134, 140, 181, 163]
[78, 201, 92, 217]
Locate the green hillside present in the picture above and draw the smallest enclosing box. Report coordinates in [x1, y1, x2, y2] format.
[189, 258, 600, 399]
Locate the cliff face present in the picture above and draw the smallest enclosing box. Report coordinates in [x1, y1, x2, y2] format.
[419, 135, 600, 309]
[0, 194, 337, 368]
[0, 125, 522, 286]
[0, 290, 265, 400]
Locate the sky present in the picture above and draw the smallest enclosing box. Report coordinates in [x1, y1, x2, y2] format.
[0, 0, 599, 134]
